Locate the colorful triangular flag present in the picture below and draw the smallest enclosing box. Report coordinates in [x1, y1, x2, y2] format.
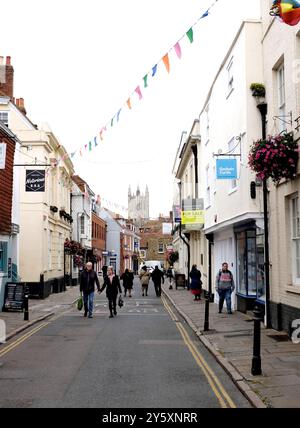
[162, 54, 170, 73]
[152, 64, 157, 77]
[174, 42, 182, 59]
[186, 28, 194, 43]
[135, 86, 143, 100]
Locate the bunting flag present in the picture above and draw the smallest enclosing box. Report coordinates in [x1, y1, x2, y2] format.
[162, 54, 170, 73]
[174, 42, 182, 59]
[143, 74, 148, 88]
[135, 86, 143, 100]
[186, 28, 194, 43]
[117, 109, 122, 121]
[270, 0, 300, 25]
[67, 0, 216, 160]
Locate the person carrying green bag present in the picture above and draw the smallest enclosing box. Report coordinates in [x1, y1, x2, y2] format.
[77, 293, 83, 311]
[80, 262, 101, 318]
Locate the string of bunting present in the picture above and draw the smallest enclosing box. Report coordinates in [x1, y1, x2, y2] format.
[62, 0, 219, 162]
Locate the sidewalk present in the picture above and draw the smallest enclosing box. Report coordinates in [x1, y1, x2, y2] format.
[162, 282, 300, 408]
[0, 285, 80, 341]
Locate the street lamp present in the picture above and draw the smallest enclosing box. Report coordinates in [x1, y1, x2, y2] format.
[255, 100, 271, 329]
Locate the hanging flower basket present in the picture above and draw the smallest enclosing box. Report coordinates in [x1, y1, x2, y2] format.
[248, 132, 299, 184]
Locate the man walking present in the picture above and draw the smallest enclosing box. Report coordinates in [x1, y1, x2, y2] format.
[80, 262, 101, 318]
[215, 262, 235, 314]
[151, 265, 164, 297]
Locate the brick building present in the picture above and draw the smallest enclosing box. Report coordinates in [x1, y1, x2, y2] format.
[0, 120, 20, 309]
[92, 210, 106, 273]
[139, 216, 173, 269]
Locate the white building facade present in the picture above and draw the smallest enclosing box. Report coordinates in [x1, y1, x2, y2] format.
[260, 0, 300, 332]
[199, 21, 265, 312]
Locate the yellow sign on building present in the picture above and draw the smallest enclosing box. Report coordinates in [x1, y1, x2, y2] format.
[181, 210, 205, 225]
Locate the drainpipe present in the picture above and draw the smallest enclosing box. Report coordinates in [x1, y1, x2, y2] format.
[178, 181, 190, 289]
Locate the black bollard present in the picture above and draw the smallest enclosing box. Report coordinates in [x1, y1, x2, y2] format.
[24, 292, 29, 321]
[251, 305, 262, 376]
[204, 291, 210, 332]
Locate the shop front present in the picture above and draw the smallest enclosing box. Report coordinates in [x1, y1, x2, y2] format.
[235, 221, 265, 314]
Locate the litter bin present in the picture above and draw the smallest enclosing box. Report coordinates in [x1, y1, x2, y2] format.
[175, 273, 186, 289]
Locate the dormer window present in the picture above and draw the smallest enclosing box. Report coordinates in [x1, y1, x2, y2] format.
[0, 111, 8, 127]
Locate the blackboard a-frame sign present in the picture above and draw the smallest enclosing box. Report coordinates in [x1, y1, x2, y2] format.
[2, 282, 26, 312]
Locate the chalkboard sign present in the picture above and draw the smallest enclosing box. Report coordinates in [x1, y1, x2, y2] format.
[175, 274, 186, 289]
[3, 282, 27, 312]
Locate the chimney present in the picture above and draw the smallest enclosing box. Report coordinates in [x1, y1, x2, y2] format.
[0, 56, 14, 99]
[18, 97, 27, 115]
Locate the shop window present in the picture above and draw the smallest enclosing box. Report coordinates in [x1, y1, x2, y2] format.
[0, 241, 8, 273]
[236, 229, 265, 299]
[291, 195, 300, 284]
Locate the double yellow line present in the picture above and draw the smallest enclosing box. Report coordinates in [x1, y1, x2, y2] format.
[161, 295, 236, 409]
[0, 322, 50, 358]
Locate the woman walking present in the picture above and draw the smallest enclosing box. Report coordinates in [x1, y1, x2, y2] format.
[99, 266, 122, 318]
[189, 264, 202, 301]
[120, 268, 134, 297]
[139, 265, 150, 296]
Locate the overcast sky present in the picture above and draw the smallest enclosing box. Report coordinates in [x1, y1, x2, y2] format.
[1, 0, 261, 217]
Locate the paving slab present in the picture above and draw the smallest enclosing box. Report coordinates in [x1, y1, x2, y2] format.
[162, 283, 300, 408]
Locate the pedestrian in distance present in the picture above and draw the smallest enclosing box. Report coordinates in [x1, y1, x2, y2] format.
[120, 268, 134, 297]
[189, 264, 202, 301]
[139, 265, 150, 296]
[80, 262, 101, 318]
[215, 262, 235, 314]
[151, 265, 164, 297]
[99, 266, 122, 318]
[166, 266, 175, 290]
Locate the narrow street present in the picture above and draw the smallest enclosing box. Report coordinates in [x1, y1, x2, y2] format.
[0, 278, 251, 408]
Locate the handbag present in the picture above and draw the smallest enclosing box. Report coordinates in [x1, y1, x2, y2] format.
[118, 294, 124, 308]
[77, 294, 83, 311]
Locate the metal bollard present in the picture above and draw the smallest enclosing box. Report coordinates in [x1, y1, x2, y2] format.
[24, 286, 29, 321]
[204, 291, 210, 332]
[251, 305, 262, 376]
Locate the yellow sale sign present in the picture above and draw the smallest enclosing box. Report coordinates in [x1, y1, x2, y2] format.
[181, 210, 205, 225]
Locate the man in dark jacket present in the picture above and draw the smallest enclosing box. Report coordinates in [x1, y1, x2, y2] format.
[80, 262, 100, 318]
[151, 266, 164, 297]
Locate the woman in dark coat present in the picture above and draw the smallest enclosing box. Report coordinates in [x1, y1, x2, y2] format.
[120, 268, 134, 297]
[189, 264, 202, 301]
[99, 266, 122, 318]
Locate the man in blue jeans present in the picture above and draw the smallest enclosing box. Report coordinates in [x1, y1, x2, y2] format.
[215, 262, 235, 314]
[80, 262, 100, 318]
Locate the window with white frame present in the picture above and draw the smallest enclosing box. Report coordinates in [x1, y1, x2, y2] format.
[58, 233, 62, 270]
[205, 104, 209, 143]
[277, 63, 286, 132]
[80, 215, 85, 235]
[291, 195, 300, 284]
[48, 230, 53, 270]
[0, 111, 8, 126]
[0, 241, 8, 273]
[228, 137, 238, 190]
[206, 165, 211, 207]
[158, 243, 164, 253]
[227, 57, 234, 95]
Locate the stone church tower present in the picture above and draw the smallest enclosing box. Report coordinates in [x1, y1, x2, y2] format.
[128, 185, 149, 223]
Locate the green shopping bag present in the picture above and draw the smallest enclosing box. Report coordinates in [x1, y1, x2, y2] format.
[77, 294, 83, 311]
